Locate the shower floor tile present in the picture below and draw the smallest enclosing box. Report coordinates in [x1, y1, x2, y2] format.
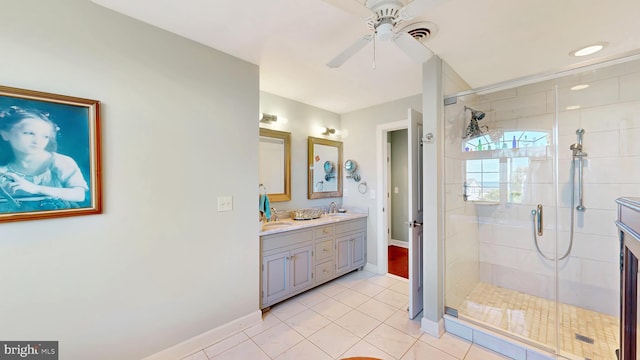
[457, 282, 619, 360]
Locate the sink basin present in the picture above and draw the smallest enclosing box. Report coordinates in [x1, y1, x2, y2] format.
[261, 221, 295, 231]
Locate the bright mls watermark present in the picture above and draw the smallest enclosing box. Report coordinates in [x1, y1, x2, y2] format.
[0, 342, 57, 359]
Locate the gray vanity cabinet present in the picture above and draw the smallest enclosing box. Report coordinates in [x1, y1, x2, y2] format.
[260, 217, 367, 309]
[314, 225, 335, 284]
[261, 229, 314, 307]
[335, 219, 366, 276]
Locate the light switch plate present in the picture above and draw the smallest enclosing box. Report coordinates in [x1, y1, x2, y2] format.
[217, 196, 233, 212]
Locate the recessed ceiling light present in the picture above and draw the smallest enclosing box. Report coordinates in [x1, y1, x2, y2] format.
[566, 105, 581, 111]
[571, 84, 590, 91]
[570, 42, 608, 57]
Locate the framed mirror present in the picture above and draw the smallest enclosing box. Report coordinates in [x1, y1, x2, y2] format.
[308, 136, 343, 199]
[259, 128, 291, 202]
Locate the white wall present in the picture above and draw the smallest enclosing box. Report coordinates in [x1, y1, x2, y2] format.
[0, 1, 259, 359]
[340, 95, 422, 268]
[259, 92, 341, 210]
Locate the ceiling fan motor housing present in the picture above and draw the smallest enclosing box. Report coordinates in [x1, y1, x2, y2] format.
[366, 0, 405, 37]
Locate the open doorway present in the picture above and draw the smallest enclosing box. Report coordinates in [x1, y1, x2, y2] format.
[387, 129, 409, 279]
[376, 109, 424, 319]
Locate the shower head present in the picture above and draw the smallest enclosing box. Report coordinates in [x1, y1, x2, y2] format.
[465, 106, 486, 121]
[463, 118, 485, 139]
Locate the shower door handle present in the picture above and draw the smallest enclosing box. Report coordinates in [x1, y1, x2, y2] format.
[536, 204, 543, 236]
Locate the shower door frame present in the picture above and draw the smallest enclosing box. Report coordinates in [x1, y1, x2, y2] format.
[443, 51, 640, 359]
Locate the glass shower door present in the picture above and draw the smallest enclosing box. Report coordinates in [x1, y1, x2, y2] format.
[443, 56, 636, 359]
[444, 78, 561, 353]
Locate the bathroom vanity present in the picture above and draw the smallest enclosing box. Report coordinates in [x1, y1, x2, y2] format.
[260, 213, 366, 309]
[617, 197, 640, 360]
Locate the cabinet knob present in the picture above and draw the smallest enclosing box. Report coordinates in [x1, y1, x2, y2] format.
[323, 248, 328, 252]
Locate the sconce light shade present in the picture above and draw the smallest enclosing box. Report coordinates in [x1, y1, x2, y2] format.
[322, 127, 336, 135]
[259, 113, 278, 123]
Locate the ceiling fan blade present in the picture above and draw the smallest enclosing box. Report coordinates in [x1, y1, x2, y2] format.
[393, 32, 434, 63]
[327, 35, 372, 68]
[321, 0, 373, 18]
[400, 0, 447, 19]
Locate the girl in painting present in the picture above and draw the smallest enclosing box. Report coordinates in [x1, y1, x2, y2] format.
[0, 106, 88, 211]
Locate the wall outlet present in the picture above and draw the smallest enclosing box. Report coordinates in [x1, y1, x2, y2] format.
[370, 190, 376, 199]
[217, 196, 233, 212]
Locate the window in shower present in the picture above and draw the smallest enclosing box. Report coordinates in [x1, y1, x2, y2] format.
[507, 157, 530, 203]
[465, 159, 500, 202]
[465, 156, 532, 204]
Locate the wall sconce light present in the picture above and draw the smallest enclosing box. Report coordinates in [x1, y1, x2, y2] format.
[259, 112, 278, 124]
[322, 127, 336, 135]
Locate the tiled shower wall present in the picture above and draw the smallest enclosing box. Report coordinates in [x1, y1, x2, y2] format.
[470, 59, 640, 316]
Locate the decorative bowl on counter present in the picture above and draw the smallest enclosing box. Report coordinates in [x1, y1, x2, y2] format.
[290, 208, 323, 220]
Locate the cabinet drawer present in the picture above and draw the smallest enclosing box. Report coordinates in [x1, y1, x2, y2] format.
[262, 229, 313, 252]
[314, 226, 333, 239]
[335, 219, 366, 235]
[315, 260, 334, 284]
[315, 239, 334, 262]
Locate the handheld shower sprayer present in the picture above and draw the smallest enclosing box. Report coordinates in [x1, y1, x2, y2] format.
[576, 128, 585, 145]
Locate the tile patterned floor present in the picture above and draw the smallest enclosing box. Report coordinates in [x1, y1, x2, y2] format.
[458, 282, 620, 360]
[181, 271, 511, 360]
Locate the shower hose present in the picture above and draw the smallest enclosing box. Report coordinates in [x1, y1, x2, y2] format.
[531, 158, 578, 261]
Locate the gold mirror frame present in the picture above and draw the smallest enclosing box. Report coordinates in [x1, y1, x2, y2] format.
[308, 136, 343, 199]
[259, 128, 291, 202]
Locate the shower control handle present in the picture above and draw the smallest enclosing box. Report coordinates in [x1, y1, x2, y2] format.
[536, 204, 543, 236]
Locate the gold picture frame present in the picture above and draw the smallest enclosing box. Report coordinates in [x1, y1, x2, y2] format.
[0, 85, 102, 223]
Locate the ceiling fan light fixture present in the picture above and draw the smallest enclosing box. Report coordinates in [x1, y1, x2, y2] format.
[569, 42, 608, 57]
[376, 21, 395, 41]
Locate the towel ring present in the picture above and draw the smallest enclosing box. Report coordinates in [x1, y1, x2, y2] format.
[358, 181, 367, 194]
[259, 184, 267, 195]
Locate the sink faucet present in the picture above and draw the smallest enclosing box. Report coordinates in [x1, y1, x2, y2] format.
[329, 202, 337, 214]
[270, 207, 279, 222]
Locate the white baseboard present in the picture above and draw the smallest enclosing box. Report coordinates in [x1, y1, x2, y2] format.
[389, 240, 408, 248]
[363, 263, 380, 274]
[142, 310, 263, 360]
[421, 317, 445, 338]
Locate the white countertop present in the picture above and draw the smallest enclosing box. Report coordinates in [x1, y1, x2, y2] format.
[259, 212, 367, 236]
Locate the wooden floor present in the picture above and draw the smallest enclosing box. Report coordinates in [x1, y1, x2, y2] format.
[388, 245, 408, 279]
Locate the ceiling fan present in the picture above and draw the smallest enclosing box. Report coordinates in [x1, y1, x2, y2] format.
[323, 0, 443, 68]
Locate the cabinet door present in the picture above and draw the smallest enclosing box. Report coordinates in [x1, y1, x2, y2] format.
[290, 245, 313, 292]
[335, 236, 351, 275]
[351, 232, 365, 269]
[262, 251, 289, 305]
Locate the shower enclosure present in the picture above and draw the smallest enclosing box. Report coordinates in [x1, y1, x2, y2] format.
[443, 56, 640, 359]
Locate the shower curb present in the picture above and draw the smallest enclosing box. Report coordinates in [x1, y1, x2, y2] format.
[444, 315, 557, 360]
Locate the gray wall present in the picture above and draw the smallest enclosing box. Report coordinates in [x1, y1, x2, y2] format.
[390, 130, 408, 242]
[0, 1, 259, 359]
[259, 92, 341, 210]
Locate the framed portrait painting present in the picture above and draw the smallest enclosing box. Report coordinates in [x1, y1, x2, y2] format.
[0, 85, 102, 223]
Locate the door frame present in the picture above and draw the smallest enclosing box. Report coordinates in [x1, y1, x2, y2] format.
[376, 120, 408, 276]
